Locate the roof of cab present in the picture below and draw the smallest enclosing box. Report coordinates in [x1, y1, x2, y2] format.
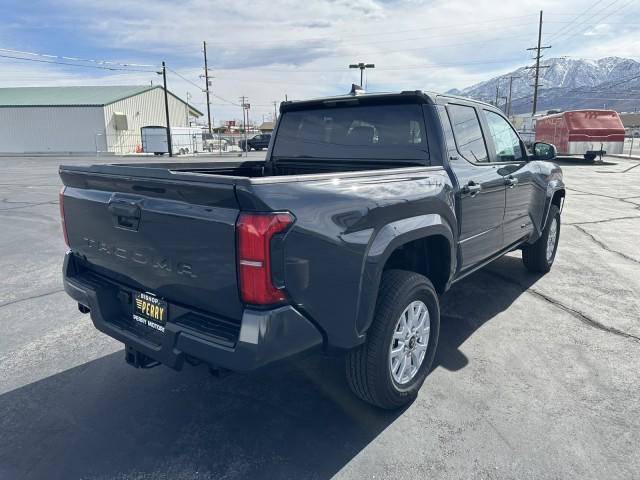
[434, 93, 495, 108]
[280, 90, 433, 109]
[279, 89, 494, 111]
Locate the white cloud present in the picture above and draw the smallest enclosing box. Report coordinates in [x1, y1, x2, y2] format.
[584, 23, 612, 36]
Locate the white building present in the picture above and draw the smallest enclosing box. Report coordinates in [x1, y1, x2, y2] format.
[0, 85, 202, 154]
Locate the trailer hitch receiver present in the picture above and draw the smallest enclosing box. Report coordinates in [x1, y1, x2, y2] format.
[125, 345, 160, 369]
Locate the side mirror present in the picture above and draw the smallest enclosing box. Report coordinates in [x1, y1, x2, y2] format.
[533, 142, 557, 161]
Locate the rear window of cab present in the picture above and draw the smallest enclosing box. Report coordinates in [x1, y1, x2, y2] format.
[272, 103, 429, 161]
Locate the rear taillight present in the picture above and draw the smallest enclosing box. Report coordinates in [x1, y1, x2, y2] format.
[59, 186, 69, 247]
[237, 212, 293, 305]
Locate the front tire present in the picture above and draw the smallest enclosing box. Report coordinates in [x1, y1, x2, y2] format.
[522, 204, 560, 273]
[346, 270, 440, 409]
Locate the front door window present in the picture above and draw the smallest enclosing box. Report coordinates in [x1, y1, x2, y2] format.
[484, 110, 525, 162]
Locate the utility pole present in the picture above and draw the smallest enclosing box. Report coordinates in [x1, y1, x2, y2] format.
[185, 92, 191, 125]
[161, 61, 172, 157]
[203, 41, 213, 135]
[494, 80, 501, 107]
[349, 62, 375, 87]
[506, 75, 520, 117]
[501, 97, 508, 113]
[526, 10, 551, 115]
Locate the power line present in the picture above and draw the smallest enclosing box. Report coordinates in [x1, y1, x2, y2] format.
[599, 73, 640, 88]
[547, 0, 621, 42]
[167, 66, 240, 107]
[0, 53, 157, 73]
[213, 93, 240, 106]
[546, 0, 607, 41]
[0, 47, 157, 68]
[166, 67, 202, 90]
[559, 0, 637, 41]
[167, 68, 235, 103]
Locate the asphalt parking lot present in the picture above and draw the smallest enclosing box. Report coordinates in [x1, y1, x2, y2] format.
[1, 153, 639, 479]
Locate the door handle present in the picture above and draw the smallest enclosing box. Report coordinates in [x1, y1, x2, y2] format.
[505, 176, 518, 188]
[462, 181, 482, 196]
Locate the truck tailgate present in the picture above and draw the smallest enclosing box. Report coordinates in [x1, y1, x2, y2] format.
[59, 166, 242, 323]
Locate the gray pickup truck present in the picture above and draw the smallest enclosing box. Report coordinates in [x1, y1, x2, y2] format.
[59, 90, 564, 409]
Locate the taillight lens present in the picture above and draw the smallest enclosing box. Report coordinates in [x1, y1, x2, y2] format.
[59, 186, 69, 247]
[237, 212, 293, 305]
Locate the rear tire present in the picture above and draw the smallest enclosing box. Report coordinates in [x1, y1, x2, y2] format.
[522, 204, 560, 273]
[346, 270, 440, 410]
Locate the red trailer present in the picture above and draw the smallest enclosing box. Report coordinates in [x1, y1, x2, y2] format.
[535, 110, 625, 161]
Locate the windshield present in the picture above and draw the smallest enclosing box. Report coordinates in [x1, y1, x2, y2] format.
[272, 103, 428, 161]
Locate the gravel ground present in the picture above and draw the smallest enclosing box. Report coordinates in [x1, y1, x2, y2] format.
[0, 153, 638, 480]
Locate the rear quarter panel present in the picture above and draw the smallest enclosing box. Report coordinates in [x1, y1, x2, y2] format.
[237, 168, 455, 349]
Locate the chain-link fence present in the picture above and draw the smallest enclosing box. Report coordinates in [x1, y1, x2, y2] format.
[95, 130, 262, 156]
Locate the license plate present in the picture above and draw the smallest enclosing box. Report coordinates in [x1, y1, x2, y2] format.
[133, 292, 168, 332]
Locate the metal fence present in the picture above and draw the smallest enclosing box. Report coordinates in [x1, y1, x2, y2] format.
[94, 130, 261, 156]
[624, 135, 640, 157]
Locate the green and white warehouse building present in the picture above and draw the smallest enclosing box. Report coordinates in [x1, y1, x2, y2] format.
[0, 85, 202, 154]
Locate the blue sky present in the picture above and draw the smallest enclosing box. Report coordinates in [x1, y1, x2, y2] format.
[1, 0, 638, 124]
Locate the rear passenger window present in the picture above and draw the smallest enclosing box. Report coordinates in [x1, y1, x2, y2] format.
[436, 105, 456, 151]
[447, 104, 488, 163]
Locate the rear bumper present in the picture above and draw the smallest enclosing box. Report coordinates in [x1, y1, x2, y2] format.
[62, 252, 323, 371]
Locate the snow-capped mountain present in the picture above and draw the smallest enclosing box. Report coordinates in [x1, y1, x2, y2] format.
[448, 57, 640, 114]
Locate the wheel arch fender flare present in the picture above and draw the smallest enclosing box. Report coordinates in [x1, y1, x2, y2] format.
[355, 214, 456, 338]
[541, 176, 565, 233]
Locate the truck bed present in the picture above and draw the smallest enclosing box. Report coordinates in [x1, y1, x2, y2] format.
[60, 158, 428, 185]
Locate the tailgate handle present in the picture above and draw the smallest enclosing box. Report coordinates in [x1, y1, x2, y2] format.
[109, 201, 140, 218]
[108, 200, 141, 230]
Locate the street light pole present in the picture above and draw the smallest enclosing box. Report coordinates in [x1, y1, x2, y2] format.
[349, 62, 375, 87]
[240, 96, 248, 158]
